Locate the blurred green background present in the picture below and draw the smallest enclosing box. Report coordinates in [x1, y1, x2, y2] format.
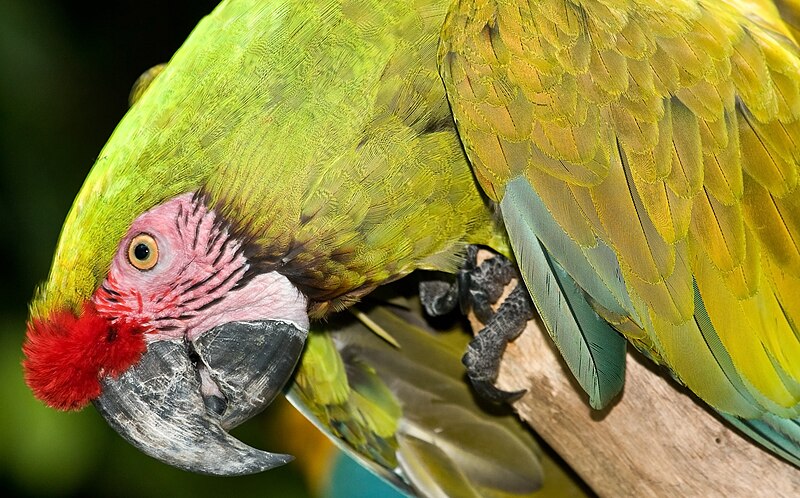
[0, 1, 322, 496]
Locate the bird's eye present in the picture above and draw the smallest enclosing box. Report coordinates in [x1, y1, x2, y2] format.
[127, 234, 159, 271]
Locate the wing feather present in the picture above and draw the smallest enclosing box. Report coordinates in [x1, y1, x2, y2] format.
[440, 0, 800, 423]
[288, 304, 556, 497]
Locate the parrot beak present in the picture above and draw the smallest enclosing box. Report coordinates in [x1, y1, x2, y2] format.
[93, 320, 307, 475]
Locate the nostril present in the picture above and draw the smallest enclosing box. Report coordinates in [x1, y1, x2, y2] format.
[198, 364, 228, 417]
[186, 339, 229, 417]
[203, 394, 227, 416]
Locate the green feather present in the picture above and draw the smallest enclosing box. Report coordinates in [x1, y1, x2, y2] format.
[287, 298, 585, 497]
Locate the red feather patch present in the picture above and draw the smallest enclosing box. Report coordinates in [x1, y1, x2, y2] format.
[22, 303, 147, 410]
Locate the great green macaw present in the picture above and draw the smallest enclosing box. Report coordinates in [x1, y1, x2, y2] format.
[21, 0, 800, 486]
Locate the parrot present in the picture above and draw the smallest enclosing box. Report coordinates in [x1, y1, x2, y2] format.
[20, 0, 800, 486]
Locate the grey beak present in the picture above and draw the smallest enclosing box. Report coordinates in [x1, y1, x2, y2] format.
[93, 320, 307, 476]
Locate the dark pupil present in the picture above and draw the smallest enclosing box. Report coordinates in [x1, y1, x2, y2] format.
[134, 243, 150, 261]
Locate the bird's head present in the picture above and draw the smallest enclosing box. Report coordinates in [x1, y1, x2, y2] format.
[23, 192, 309, 475]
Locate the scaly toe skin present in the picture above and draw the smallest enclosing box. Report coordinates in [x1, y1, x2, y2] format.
[463, 247, 517, 322]
[469, 254, 517, 304]
[420, 246, 535, 405]
[462, 320, 527, 404]
[419, 277, 460, 316]
[462, 277, 535, 404]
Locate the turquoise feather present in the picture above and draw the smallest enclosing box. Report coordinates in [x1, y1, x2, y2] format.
[500, 176, 627, 409]
[723, 414, 800, 467]
[510, 173, 638, 321]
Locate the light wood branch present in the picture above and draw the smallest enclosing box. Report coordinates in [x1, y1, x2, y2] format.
[472, 252, 800, 497]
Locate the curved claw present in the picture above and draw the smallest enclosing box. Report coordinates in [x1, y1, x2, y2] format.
[94, 320, 307, 476]
[468, 378, 527, 404]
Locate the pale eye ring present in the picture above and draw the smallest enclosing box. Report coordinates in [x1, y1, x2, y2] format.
[127, 233, 159, 271]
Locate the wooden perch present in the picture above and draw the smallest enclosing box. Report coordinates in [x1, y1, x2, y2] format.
[471, 252, 800, 497]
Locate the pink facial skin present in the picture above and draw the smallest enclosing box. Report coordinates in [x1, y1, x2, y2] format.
[24, 192, 309, 411]
[94, 193, 309, 341]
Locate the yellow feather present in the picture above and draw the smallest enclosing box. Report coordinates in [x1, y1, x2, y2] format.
[509, 57, 556, 97]
[689, 188, 746, 272]
[444, 50, 483, 102]
[722, 226, 762, 299]
[618, 91, 664, 123]
[439, 0, 800, 423]
[532, 106, 601, 165]
[694, 254, 799, 414]
[676, 80, 725, 122]
[494, 1, 525, 54]
[523, 77, 581, 124]
[524, 167, 598, 248]
[629, 169, 690, 244]
[461, 128, 512, 201]
[568, 182, 611, 242]
[698, 114, 729, 155]
[702, 111, 743, 205]
[741, 282, 800, 394]
[750, 118, 800, 180]
[743, 175, 800, 274]
[699, 1, 745, 49]
[582, 2, 628, 50]
[739, 112, 798, 196]
[591, 149, 673, 283]
[649, 45, 681, 95]
[538, 0, 583, 38]
[657, 34, 710, 87]
[528, 141, 608, 187]
[620, 240, 693, 324]
[691, 3, 740, 59]
[557, 31, 592, 75]
[625, 58, 658, 103]
[752, 23, 800, 77]
[772, 182, 800, 253]
[612, 103, 660, 154]
[648, 311, 762, 418]
[767, 250, 800, 339]
[666, 100, 704, 198]
[576, 70, 616, 105]
[731, 29, 779, 121]
[589, 48, 629, 96]
[640, 0, 697, 38]
[475, 96, 530, 141]
[770, 69, 800, 120]
[616, 16, 657, 59]
[533, 12, 577, 52]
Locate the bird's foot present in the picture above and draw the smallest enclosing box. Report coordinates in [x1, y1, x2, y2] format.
[419, 246, 533, 403]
